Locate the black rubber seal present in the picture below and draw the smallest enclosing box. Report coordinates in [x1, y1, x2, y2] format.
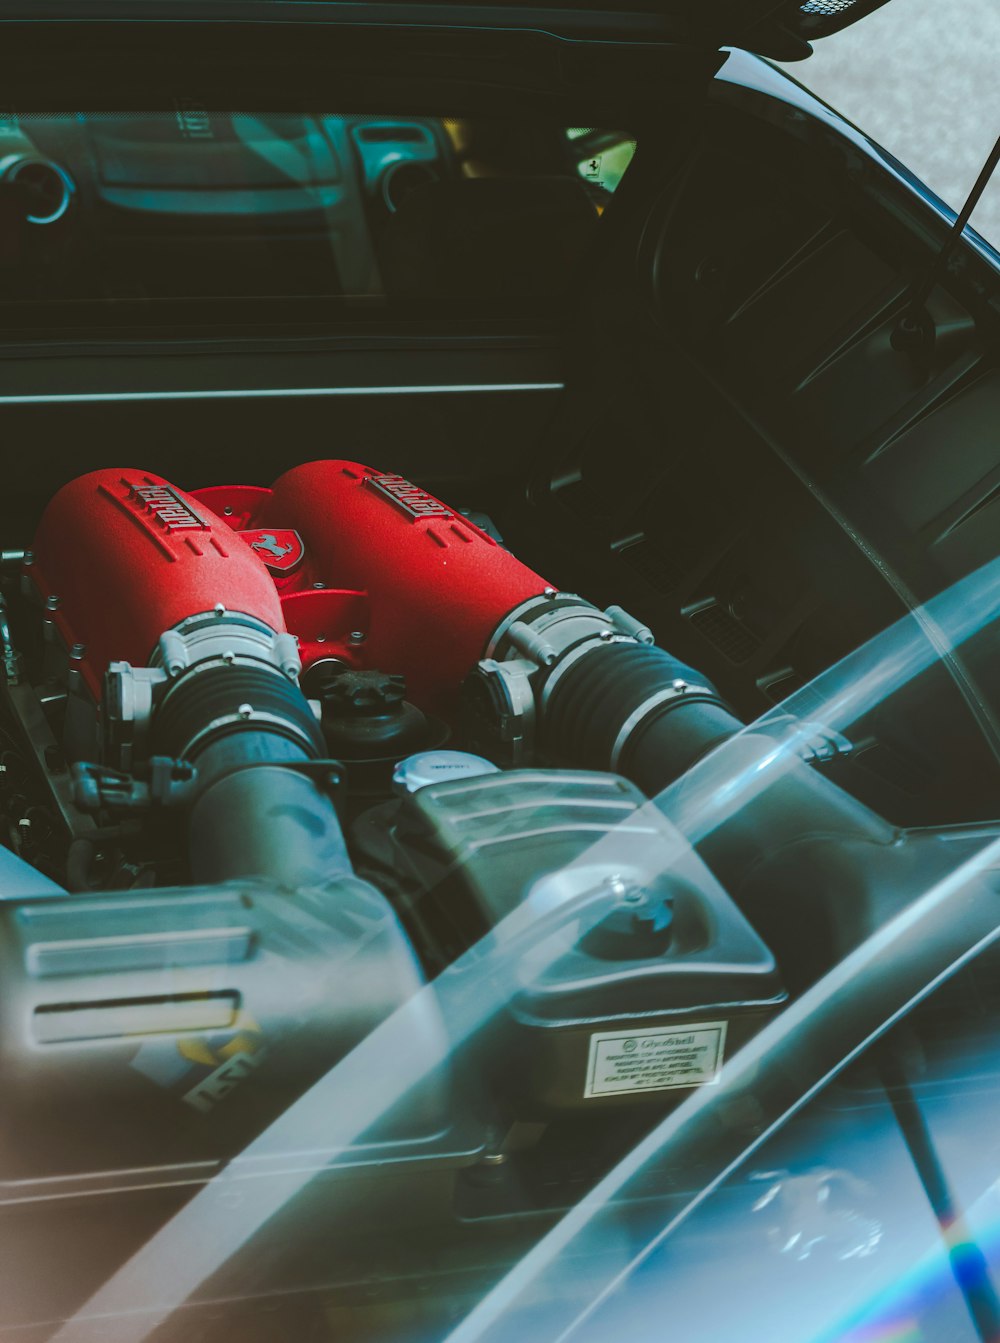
[152, 663, 325, 762]
[542, 642, 740, 792]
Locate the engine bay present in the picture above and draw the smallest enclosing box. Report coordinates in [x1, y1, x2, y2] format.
[0, 450, 988, 1341]
[0, 461, 817, 1332]
[1, 51, 1000, 1341]
[0, 461, 786, 1103]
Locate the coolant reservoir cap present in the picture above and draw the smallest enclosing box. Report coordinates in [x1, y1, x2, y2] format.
[393, 750, 499, 795]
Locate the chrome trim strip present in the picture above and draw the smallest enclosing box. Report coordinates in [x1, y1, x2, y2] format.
[0, 382, 565, 406]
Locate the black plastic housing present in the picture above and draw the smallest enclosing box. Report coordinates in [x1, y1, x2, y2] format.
[0, 875, 447, 1172]
[0, 868, 483, 1334]
[361, 768, 786, 1113]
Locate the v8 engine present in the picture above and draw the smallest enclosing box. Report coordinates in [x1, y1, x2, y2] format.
[0, 459, 940, 1333]
[11, 460, 751, 890]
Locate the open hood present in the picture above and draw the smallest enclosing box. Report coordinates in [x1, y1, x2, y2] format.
[0, 0, 897, 62]
[0, 0, 897, 114]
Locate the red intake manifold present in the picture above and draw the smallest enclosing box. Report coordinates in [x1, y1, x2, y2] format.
[30, 462, 550, 715]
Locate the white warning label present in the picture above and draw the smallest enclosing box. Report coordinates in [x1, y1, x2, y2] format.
[584, 1021, 727, 1098]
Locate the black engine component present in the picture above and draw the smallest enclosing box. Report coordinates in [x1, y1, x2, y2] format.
[0, 873, 444, 1173]
[357, 768, 785, 1113]
[307, 667, 447, 802]
[541, 640, 740, 791]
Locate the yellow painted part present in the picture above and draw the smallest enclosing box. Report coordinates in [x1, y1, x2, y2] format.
[177, 1037, 219, 1067]
[176, 1011, 265, 1067]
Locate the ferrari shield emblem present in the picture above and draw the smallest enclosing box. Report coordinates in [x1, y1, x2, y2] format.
[240, 529, 305, 574]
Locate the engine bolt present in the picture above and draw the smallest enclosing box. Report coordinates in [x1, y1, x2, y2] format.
[214, 603, 226, 617]
[223, 507, 234, 516]
[222, 650, 236, 665]
[313, 581, 326, 589]
[237, 703, 253, 719]
[17, 817, 30, 832]
[350, 631, 366, 644]
[600, 630, 614, 642]
[316, 635, 327, 644]
[672, 679, 688, 693]
[44, 595, 60, 612]
[544, 587, 556, 598]
[70, 642, 86, 661]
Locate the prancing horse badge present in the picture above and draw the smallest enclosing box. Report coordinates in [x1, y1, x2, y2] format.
[240, 529, 305, 574]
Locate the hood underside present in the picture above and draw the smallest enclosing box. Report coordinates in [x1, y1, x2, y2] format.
[0, 0, 896, 61]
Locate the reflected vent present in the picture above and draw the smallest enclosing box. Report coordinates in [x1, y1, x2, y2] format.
[685, 598, 760, 664]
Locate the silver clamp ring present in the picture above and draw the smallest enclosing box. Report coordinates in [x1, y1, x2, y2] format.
[609, 682, 715, 772]
[181, 709, 316, 761]
[538, 634, 633, 714]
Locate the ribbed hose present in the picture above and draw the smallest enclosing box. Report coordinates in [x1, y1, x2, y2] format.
[542, 643, 741, 789]
[185, 734, 351, 887]
[151, 663, 349, 888]
[541, 640, 894, 903]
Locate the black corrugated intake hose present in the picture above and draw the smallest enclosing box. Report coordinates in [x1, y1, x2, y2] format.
[151, 662, 350, 888]
[541, 640, 895, 900]
[541, 642, 742, 791]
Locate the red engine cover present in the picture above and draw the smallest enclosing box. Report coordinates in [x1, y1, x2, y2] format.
[267, 462, 549, 711]
[30, 463, 549, 719]
[195, 462, 551, 715]
[29, 470, 284, 698]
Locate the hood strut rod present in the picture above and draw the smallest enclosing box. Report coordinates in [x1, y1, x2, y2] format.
[893, 129, 1000, 352]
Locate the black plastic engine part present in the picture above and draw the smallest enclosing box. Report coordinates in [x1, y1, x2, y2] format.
[523, 632, 907, 966]
[151, 661, 326, 763]
[541, 641, 740, 792]
[0, 874, 446, 1173]
[0, 865, 477, 1333]
[147, 659, 349, 886]
[356, 768, 785, 1114]
[308, 668, 447, 800]
[186, 736, 351, 886]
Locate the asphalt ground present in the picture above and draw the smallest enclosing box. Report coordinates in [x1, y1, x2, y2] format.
[777, 0, 1000, 248]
